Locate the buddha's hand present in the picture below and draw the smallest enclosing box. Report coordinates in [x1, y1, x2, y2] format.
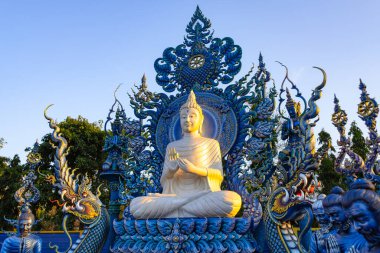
[167, 147, 180, 172]
[178, 158, 207, 176]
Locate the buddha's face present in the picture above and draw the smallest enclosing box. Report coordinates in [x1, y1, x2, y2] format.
[18, 217, 33, 237]
[180, 108, 202, 133]
[347, 201, 380, 244]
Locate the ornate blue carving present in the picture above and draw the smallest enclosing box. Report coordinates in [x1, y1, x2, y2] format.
[357, 80, 380, 189]
[332, 80, 380, 191]
[154, 6, 242, 93]
[112, 217, 256, 253]
[103, 105, 129, 171]
[258, 63, 327, 252]
[329, 81, 380, 252]
[1, 142, 43, 253]
[332, 95, 363, 186]
[113, 6, 330, 253]
[13, 141, 41, 219]
[127, 8, 277, 217]
[102, 87, 153, 205]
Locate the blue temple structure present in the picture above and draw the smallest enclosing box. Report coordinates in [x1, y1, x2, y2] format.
[103, 6, 327, 253]
[20, 5, 378, 253]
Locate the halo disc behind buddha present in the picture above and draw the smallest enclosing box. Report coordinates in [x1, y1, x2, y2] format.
[156, 92, 237, 157]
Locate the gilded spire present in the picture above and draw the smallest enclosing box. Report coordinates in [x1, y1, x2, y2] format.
[180, 90, 203, 115]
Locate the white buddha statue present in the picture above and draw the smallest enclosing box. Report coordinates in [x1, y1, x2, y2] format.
[130, 91, 242, 219]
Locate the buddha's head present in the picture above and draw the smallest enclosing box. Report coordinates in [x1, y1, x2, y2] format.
[180, 91, 204, 134]
[342, 179, 380, 245]
[18, 205, 35, 237]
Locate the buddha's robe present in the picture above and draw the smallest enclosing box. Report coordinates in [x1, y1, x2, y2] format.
[130, 137, 241, 219]
[1, 234, 42, 253]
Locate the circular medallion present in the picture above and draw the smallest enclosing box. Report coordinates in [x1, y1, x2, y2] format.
[156, 92, 238, 157]
[358, 100, 375, 117]
[188, 54, 205, 69]
[27, 152, 42, 164]
[332, 110, 347, 126]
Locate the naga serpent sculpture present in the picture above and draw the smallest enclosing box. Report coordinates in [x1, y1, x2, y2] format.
[262, 66, 327, 253]
[44, 105, 110, 253]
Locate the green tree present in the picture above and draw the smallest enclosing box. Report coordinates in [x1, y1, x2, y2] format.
[0, 155, 24, 230]
[40, 116, 106, 178]
[0, 117, 107, 231]
[316, 129, 346, 194]
[348, 121, 369, 160]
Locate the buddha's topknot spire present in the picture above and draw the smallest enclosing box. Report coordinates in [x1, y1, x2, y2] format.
[180, 90, 203, 115]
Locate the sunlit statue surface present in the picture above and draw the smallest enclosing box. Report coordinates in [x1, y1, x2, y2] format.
[342, 179, 380, 253]
[130, 91, 242, 218]
[322, 186, 367, 252]
[310, 194, 337, 253]
[1, 205, 42, 253]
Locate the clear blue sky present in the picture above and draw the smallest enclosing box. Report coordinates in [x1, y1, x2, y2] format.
[1, 1, 379, 161]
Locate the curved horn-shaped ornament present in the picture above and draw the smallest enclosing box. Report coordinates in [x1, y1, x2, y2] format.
[300, 67, 326, 128]
[312, 66, 327, 91]
[299, 173, 308, 188]
[75, 200, 85, 212]
[282, 188, 290, 203]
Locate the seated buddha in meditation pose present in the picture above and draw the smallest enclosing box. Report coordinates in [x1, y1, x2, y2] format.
[130, 91, 242, 219]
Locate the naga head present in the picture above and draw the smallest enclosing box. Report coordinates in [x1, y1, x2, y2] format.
[288, 171, 320, 202]
[60, 174, 102, 221]
[44, 105, 103, 223]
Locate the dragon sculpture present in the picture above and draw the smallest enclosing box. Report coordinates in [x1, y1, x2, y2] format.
[44, 105, 110, 253]
[260, 64, 327, 253]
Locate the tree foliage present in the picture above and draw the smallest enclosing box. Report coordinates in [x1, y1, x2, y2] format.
[317, 122, 370, 194]
[40, 116, 106, 179]
[316, 129, 346, 194]
[0, 155, 23, 230]
[348, 121, 369, 160]
[0, 116, 107, 231]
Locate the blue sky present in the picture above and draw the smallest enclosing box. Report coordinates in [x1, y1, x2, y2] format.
[1, 1, 379, 161]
